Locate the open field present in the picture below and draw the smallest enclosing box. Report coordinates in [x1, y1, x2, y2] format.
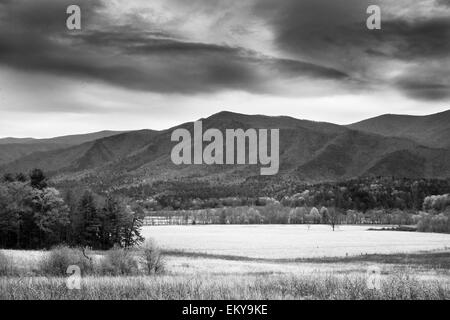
[142, 225, 450, 258]
[1, 225, 450, 299]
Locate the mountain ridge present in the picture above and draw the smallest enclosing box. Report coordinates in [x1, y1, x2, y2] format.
[0, 130, 128, 145]
[1, 110, 449, 187]
[348, 109, 450, 149]
[0, 130, 129, 166]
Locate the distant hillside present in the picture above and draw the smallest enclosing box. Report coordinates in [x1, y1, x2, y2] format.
[0, 130, 126, 146]
[348, 110, 450, 149]
[0, 130, 126, 165]
[0, 138, 35, 144]
[0, 143, 67, 165]
[1, 111, 449, 187]
[0, 130, 158, 174]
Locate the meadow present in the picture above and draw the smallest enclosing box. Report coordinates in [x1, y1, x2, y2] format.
[142, 225, 450, 258]
[1, 225, 450, 300]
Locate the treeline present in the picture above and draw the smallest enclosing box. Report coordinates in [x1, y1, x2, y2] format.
[145, 205, 417, 226]
[118, 177, 450, 212]
[280, 178, 450, 212]
[145, 194, 449, 232]
[0, 170, 143, 250]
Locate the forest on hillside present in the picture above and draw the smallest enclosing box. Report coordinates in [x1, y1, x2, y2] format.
[110, 176, 450, 212]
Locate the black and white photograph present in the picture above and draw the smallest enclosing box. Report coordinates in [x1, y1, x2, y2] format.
[0, 0, 449, 305]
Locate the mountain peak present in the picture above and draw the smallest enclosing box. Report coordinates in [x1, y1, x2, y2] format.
[348, 109, 450, 149]
[206, 110, 247, 120]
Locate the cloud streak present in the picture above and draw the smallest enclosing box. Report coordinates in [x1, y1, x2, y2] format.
[0, 0, 353, 96]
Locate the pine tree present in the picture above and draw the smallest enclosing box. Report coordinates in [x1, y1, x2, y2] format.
[77, 190, 100, 248]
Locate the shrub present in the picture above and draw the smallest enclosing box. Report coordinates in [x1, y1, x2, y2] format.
[140, 239, 165, 274]
[101, 246, 140, 276]
[39, 245, 93, 276]
[0, 251, 15, 276]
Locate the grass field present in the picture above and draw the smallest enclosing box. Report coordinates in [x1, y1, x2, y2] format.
[142, 225, 450, 258]
[1, 273, 448, 300]
[1, 225, 450, 299]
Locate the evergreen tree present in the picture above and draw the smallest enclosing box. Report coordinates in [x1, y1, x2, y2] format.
[77, 190, 100, 248]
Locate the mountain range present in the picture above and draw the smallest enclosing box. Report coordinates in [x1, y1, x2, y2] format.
[0, 131, 126, 165]
[0, 110, 449, 188]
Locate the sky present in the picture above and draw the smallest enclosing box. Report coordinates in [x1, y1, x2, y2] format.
[0, 0, 449, 138]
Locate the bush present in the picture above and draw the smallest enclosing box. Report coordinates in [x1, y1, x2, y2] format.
[40, 245, 94, 276]
[101, 246, 140, 276]
[0, 251, 15, 276]
[140, 239, 165, 274]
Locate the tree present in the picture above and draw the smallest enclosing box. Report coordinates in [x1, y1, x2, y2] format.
[29, 169, 47, 190]
[327, 207, 341, 231]
[121, 204, 144, 248]
[15, 173, 27, 182]
[247, 207, 263, 224]
[320, 206, 329, 224]
[72, 193, 145, 250]
[31, 187, 70, 247]
[309, 207, 321, 224]
[289, 207, 306, 224]
[219, 210, 227, 224]
[100, 195, 144, 248]
[0, 181, 34, 248]
[100, 195, 122, 248]
[0, 183, 18, 247]
[2, 173, 15, 183]
[0, 172, 146, 249]
[77, 190, 100, 248]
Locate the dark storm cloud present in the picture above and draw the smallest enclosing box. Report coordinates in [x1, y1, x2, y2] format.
[253, 0, 449, 62]
[0, 0, 350, 95]
[253, 0, 376, 63]
[436, 0, 450, 8]
[0, 0, 447, 100]
[396, 80, 450, 101]
[252, 0, 450, 101]
[365, 18, 450, 101]
[75, 29, 349, 78]
[261, 57, 349, 80]
[369, 18, 450, 60]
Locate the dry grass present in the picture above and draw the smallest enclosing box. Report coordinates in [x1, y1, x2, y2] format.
[164, 249, 450, 269]
[0, 251, 16, 276]
[1, 247, 449, 299]
[0, 273, 448, 300]
[1, 226, 449, 300]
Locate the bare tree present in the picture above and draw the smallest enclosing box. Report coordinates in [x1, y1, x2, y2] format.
[328, 207, 341, 231]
